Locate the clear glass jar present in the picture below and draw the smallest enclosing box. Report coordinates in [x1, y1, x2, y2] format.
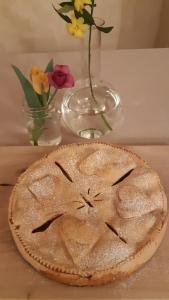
[24, 102, 62, 146]
[62, 19, 121, 139]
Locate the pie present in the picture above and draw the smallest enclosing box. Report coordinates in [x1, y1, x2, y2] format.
[8, 143, 168, 286]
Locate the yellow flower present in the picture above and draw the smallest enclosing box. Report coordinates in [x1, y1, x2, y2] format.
[30, 66, 41, 77]
[30, 66, 49, 95]
[74, 0, 92, 13]
[67, 16, 89, 38]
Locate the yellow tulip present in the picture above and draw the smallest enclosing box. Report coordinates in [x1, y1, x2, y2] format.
[30, 66, 49, 95]
[30, 66, 41, 77]
[74, 0, 92, 13]
[67, 16, 89, 38]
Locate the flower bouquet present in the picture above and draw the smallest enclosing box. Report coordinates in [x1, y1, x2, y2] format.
[12, 60, 74, 145]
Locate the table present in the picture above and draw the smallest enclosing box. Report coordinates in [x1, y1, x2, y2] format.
[0, 49, 169, 299]
[0, 145, 169, 300]
[0, 49, 169, 145]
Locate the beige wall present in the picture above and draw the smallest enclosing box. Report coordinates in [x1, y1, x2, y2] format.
[0, 0, 167, 53]
[118, 0, 163, 49]
[155, 0, 169, 48]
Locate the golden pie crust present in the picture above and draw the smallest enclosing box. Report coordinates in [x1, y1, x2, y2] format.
[8, 143, 168, 286]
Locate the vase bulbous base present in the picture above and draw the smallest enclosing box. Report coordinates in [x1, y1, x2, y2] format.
[62, 79, 121, 139]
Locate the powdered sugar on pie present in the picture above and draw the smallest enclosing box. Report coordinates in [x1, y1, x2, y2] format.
[8, 143, 168, 286]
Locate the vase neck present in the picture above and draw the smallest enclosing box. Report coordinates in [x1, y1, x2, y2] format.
[81, 18, 103, 80]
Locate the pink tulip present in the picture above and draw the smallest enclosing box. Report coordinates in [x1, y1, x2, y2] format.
[48, 65, 74, 89]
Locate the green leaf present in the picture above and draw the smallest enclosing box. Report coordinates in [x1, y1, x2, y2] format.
[37, 94, 44, 106]
[45, 59, 54, 102]
[45, 58, 54, 72]
[52, 4, 71, 23]
[96, 25, 114, 33]
[12, 65, 41, 108]
[41, 92, 48, 106]
[59, 5, 73, 13]
[82, 9, 94, 25]
[59, 1, 72, 7]
[59, 4, 73, 13]
[74, 9, 82, 19]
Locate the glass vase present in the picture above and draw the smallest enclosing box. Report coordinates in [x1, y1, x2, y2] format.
[24, 100, 62, 146]
[81, 17, 103, 80]
[62, 19, 121, 139]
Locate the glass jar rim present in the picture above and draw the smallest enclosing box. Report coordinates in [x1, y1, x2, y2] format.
[23, 102, 56, 115]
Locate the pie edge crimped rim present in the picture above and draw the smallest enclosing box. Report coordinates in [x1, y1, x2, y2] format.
[8, 142, 168, 286]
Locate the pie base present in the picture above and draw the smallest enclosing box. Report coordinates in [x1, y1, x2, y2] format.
[8, 143, 168, 286]
[10, 211, 167, 286]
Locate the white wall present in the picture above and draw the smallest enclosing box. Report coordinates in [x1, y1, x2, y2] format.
[0, 0, 166, 53]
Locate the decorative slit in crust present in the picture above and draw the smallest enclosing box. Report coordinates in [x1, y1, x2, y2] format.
[55, 162, 73, 183]
[80, 194, 93, 208]
[112, 169, 135, 186]
[94, 193, 101, 198]
[105, 222, 127, 244]
[32, 214, 63, 233]
[94, 199, 103, 202]
[77, 205, 85, 210]
[28, 187, 42, 204]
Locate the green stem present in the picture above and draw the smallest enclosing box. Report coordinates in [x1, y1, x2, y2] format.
[33, 140, 38, 146]
[31, 111, 46, 146]
[88, 1, 112, 131]
[41, 92, 48, 106]
[88, 4, 96, 104]
[31, 88, 57, 146]
[48, 89, 57, 105]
